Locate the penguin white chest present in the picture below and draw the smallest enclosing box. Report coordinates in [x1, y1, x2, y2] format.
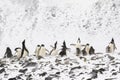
[109, 43, 114, 53]
[16, 49, 22, 59]
[35, 47, 40, 57]
[51, 49, 58, 56]
[39, 47, 46, 57]
[75, 43, 81, 49]
[85, 46, 90, 54]
[22, 50, 28, 58]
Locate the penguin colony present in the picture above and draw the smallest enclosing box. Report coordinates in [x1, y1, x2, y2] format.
[4, 38, 117, 60]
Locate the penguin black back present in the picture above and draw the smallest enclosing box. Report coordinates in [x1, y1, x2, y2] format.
[4, 47, 13, 58]
[89, 46, 95, 55]
[59, 41, 67, 57]
[77, 37, 81, 43]
[20, 40, 29, 58]
[111, 38, 114, 44]
[76, 48, 81, 56]
[54, 41, 57, 49]
[82, 48, 87, 56]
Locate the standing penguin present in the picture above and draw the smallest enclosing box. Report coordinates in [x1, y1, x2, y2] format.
[4, 47, 13, 58]
[85, 43, 90, 55]
[15, 47, 22, 59]
[38, 44, 48, 57]
[35, 45, 41, 58]
[106, 38, 117, 53]
[59, 41, 69, 57]
[50, 41, 58, 56]
[89, 46, 95, 55]
[82, 43, 90, 56]
[20, 40, 29, 58]
[71, 38, 82, 56]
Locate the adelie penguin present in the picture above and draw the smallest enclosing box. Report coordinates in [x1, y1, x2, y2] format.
[15, 47, 22, 59]
[70, 38, 82, 56]
[4, 47, 13, 58]
[82, 43, 95, 56]
[50, 41, 58, 56]
[106, 38, 117, 53]
[15, 40, 29, 60]
[35, 45, 41, 58]
[59, 41, 69, 57]
[38, 44, 48, 58]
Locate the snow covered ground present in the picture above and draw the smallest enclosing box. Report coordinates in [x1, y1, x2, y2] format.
[0, 0, 120, 79]
[1, 52, 120, 80]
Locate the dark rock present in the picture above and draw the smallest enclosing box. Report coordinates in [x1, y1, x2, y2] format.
[87, 78, 92, 80]
[112, 72, 117, 75]
[26, 74, 32, 80]
[90, 69, 98, 79]
[56, 72, 60, 75]
[19, 68, 28, 73]
[39, 72, 47, 77]
[0, 68, 5, 74]
[45, 76, 52, 80]
[8, 77, 16, 80]
[23, 62, 37, 68]
[71, 66, 81, 71]
[98, 68, 106, 74]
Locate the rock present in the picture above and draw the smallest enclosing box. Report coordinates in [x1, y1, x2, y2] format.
[56, 72, 60, 75]
[112, 72, 117, 75]
[23, 62, 37, 68]
[8, 77, 16, 80]
[71, 66, 81, 71]
[19, 68, 28, 73]
[98, 68, 106, 74]
[45, 76, 52, 80]
[39, 72, 47, 77]
[90, 69, 98, 79]
[0, 68, 5, 74]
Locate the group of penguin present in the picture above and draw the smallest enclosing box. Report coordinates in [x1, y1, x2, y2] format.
[3, 38, 117, 60]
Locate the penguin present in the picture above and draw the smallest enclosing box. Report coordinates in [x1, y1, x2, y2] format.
[75, 38, 81, 56]
[15, 47, 22, 59]
[85, 43, 90, 55]
[35, 45, 41, 58]
[4, 47, 13, 58]
[89, 46, 95, 55]
[106, 38, 117, 53]
[82, 48, 87, 56]
[38, 44, 48, 57]
[50, 41, 58, 56]
[82, 43, 91, 56]
[59, 41, 69, 57]
[20, 40, 29, 58]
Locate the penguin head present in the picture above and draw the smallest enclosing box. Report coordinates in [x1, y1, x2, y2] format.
[6, 47, 10, 51]
[86, 43, 90, 46]
[62, 41, 66, 47]
[41, 44, 45, 47]
[111, 38, 114, 44]
[37, 45, 40, 47]
[15, 47, 21, 52]
[77, 37, 81, 43]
